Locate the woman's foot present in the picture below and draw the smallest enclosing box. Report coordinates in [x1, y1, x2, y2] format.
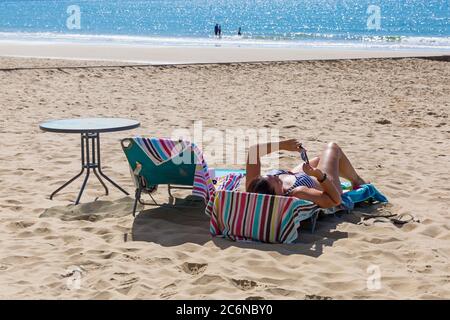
[352, 176, 368, 189]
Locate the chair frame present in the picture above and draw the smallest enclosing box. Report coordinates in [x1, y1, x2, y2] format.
[129, 160, 202, 216]
[122, 138, 203, 216]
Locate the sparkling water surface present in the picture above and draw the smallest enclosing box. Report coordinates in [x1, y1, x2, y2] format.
[0, 0, 449, 49]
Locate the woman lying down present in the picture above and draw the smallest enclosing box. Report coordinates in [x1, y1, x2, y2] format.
[246, 139, 367, 208]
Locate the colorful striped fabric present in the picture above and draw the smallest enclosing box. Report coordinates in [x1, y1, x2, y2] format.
[205, 172, 245, 216]
[205, 190, 320, 244]
[133, 137, 243, 203]
[214, 172, 244, 192]
[191, 143, 216, 203]
[134, 137, 190, 165]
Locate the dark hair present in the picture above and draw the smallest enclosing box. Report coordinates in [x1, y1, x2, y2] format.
[247, 176, 276, 195]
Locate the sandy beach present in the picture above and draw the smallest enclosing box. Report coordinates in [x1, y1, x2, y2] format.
[0, 53, 449, 299]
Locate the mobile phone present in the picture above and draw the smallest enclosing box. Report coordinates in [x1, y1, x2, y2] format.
[300, 149, 309, 164]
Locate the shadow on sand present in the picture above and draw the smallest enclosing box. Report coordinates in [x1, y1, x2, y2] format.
[131, 196, 384, 258]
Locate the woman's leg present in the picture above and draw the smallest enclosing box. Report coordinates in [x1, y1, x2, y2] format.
[309, 156, 320, 168]
[319, 142, 366, 189]
[317, 143, 343, 193]
[293, 143, 365, 188]
[335, 144, 366, 187]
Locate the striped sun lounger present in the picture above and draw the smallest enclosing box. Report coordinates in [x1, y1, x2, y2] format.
[205, 190, 321, 244]
[204, 177, 388, 243]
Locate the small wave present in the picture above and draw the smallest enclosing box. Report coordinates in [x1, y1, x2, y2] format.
[0, 31, 449, 50]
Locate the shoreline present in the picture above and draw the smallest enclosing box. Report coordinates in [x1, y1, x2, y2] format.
[0, 41, 448, 65]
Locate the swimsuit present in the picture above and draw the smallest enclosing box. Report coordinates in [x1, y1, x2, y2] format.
[266, 169, 316, 196]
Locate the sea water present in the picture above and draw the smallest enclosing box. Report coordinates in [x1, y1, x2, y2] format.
[0, 0, 448, 50]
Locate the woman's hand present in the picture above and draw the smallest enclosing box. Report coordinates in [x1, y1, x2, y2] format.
[280, 139, 303, 152]
[302, 163, 324, 180]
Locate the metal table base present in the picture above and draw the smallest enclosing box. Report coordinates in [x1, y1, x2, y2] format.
[49, 132, 129, 204]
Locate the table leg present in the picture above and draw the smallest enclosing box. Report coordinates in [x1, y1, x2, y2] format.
[74, 133, 91, 205]
[96, 133, 130, 196]
[90, 133, 109, 196]
[49, 134, 86, 200]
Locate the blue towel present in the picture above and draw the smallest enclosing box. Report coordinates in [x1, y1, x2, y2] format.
[340, 184, 388, 211]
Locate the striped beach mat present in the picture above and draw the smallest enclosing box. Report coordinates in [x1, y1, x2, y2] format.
[206, 190, 321, 244]
[133, 137, 216, 203]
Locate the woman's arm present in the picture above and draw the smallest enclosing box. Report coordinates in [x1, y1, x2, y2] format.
[292, 164, 342, 208]
[246, 139, 302, 191]
[290, 187, 339, 208]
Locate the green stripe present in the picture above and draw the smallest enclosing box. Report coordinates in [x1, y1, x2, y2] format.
[252, 196, 263, 239]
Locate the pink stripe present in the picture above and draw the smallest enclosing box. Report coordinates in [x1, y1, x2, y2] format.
[230, 192, 241, 234]
[218, 192, 227, 232]
[159, 139, 175, 156]
[234, 193, 247, 236]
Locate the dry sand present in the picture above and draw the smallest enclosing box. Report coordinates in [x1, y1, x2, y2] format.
[0, 56, 449, 299]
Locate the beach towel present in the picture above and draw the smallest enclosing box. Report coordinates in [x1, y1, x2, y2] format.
[206, 190, 320, 243]
[204, 172, 246, 216]
[321, 183, 388, 215]
[134, 137, 190, 165]
[133, 137, 216, 203]
[339, 183, 388, 211]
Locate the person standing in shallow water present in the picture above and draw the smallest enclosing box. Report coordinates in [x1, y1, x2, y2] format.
[218, 25, 222, 38]
[238, 27, 242, 36]
[214, 24, 219, 37]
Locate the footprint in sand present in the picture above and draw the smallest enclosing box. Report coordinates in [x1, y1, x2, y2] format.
[5, 199, 21, 204]
[0, 264, 9, 271]
[245, 296, 265, 300]
[305, 294, 333, 300]
[231, 278, 258, 291]
[375, 119, 392, 125]
[420, 225, 443, 238]
[34, 227, 52, 235]
[181, 262, 208, 275]
[119, 277, 139, 287]
[7, 221, 35, 230]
